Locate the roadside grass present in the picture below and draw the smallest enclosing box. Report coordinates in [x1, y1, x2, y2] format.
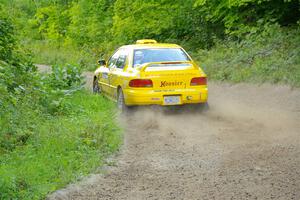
[193, 25, 300, 87]
[0, 91, 121, 199]
[23, 40, 98, 71]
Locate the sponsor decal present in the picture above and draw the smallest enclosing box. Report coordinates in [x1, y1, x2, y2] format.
[160, 81, 183, 87]
[151, 97, 160, 101]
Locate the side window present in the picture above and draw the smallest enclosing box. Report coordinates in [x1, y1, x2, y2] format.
[115, 49, 128, 69]
[115, 55, 127, 69]
[107, 51, 120, 69]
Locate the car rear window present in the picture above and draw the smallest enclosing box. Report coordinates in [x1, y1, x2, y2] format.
[133, 48, 190, 67]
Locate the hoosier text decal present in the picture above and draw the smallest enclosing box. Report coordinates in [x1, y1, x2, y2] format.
[160, 81, 183, 87]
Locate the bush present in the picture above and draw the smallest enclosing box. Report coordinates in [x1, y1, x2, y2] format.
[195, 24, 300, 87]
[0, 12, 86, 152]
[0, 92, 121, 199]
[0, 12, 41, 152]
[0, 62, 86, 153]
[47, 64, 84, 90]
[1, 10, 121, 200]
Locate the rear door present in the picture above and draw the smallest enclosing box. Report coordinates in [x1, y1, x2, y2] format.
[110, 48, 129, 99]
[99, 50, 119, 95]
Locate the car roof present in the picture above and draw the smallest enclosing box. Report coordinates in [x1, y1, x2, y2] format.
[121, 43, 182, 50]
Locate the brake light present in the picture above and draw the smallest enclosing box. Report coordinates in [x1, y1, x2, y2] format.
[190, 77, 207, 86]
[129, 79, 153, 87]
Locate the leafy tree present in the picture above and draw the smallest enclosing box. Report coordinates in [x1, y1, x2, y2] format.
[1, 0, 299, 58]
[194, 0, 300, 36]
[113, 0, 178, 44]
[33, 5, 70, 42]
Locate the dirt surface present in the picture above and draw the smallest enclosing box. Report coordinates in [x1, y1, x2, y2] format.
[48, 75, 300, 199]
[36, 64, 52, 73]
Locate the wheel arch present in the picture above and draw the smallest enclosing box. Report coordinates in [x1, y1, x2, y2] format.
[117, 85, 122, 93]
[92, 75, 100, 94]
[117, 85, 127, 104]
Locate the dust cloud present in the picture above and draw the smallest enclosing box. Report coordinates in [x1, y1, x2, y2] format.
[49, 81, 300, 200]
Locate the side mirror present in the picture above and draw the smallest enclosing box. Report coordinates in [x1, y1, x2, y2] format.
[98, 59, 106, 66]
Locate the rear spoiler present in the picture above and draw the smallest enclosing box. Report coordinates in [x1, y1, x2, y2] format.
[139, 61, 193, 72]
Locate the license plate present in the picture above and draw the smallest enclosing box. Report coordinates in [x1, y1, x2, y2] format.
[164, 96, 181, 105]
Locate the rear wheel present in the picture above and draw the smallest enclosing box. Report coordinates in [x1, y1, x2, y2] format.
[187, 102, 209, 113]
[93, 77, 101, 94]
[117, 89, 136, 113]
[197, 102, 209, 112]
[117, 89, 127, 111]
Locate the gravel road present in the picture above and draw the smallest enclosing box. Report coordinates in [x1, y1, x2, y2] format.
[48, 73, 300, 200]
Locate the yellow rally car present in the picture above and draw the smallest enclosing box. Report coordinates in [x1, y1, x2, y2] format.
[93, 39, 208, 110]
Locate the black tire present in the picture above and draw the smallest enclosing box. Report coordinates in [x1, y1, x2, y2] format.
[198, 102, 209, 112]
[117, 89, 133, 113]
[187, 102, 209, 113]
[117, 89, 126, 110]
[93, 77, 101, 94]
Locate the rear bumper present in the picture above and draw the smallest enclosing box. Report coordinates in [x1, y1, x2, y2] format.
[123, 87, 208, 106]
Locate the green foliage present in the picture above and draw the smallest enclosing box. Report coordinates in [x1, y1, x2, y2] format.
[113, 0, 177, 43]
[0, 10, 85, 152]
[47, 64, 83, 90]
[0, 61, 85, 152]
[0, 11, 36, 97]
[7, 0, 297, 67]
[195, 24, 300, 87]
[0, 9, 121, 199]
[0, 11, 40, 153]
[0, 92, 121, 199]
[3, 0, 298, 68]
[0, 15, 15, 62]
[26, 40, 97, 70]
[194, 0, 300, 36]
[33, 5, 70, 41]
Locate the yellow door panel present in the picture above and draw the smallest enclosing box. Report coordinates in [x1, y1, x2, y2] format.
[98, 70, 110, 94]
